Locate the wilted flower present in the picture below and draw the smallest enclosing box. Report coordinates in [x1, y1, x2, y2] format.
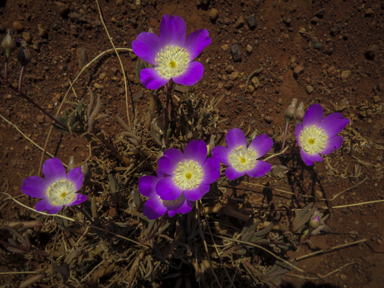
[294, 102, 305, 123]
[139, 170, 193, 220]
[212, 128, 273, 181]
[155, 140, 220, 201]
[294, 104, 350, 166]
[1, 30, 16, 58]
[284, 98, 297, 122]
[132, 14, 211, 90]
[21, 157, 87, 214]
[17, 44, 31, 67]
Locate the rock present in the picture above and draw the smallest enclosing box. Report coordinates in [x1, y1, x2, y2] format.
[129, 4, 137, 10]
[330, 24, 342, 36]
[254, 39, 259, 46]
[129, 18, 137, 26]
[38, 25, 47, 37]
[230, 44, 242, 62]
[55, 2, 69, 17]
[94, 83, 104, 89]
[248, 14, 257, 29]
[209, 8, 219, 21]
[365, 44, 378, 60]
[277, 98, 283, 105]
[311, 17, 320, 24]
[340, 275, 347, 281]
[220, 44, 229, 51]
[246, 44, 253, 54]
[264, 115, 273, 124]
[99, 72, 107, 80]
[365, 8, 374, 16]
[293, 65, 304, 78]
[13, 21, 23, 31]
[315, 190, 323, 198]
[341, 70, 351, 82]
[234, 16, 245, 28]
[252, 77, 260, 88]
[225, 65, 234, 74]
[327, 66, 336, 76]
[68, 12, 86, 23]
[283, 17, 292, 25]
[373, 95, 381, 103]
[315, 9, 326, 18]
[76, 47, 88, 69]
[306, 85, 314, 94]
[314, 42, 324, 50]
[22, 32, 32, 43]
[121, 6, 127, 14]
[228, 71, 239, 80]
[37, 115, 45, 124]
[116, 0, 123, 5]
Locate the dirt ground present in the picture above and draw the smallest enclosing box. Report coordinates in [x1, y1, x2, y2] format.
[1, 0, 384, 287]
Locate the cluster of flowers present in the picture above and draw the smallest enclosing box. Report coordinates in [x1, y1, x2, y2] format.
[19, 14, 349, 220]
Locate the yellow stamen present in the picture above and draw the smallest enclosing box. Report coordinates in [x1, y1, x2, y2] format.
[229, 146, 258, 172]
[155, 45, 190, 78]
[300, 125, 328, 155]
[173, 160, 203, 190]
[47, 179, 76, 206]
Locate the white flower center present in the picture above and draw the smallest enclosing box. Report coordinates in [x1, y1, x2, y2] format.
[300, 125, 328, 155]
[47, 179, 76, 206]
[172, 160, 203, 190]
[155, 45, 190, 79]
[229, 146, 258, 172]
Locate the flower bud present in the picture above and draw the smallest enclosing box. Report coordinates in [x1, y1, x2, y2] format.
[17, 45, 31, 67]
[81, 162, 92, 186]
[1, 30, 17, 58]
[294, 102, 305, 123]
[67, 156, 76, 173]
[309, 213, 320, 229]
[284, 98, 297, 122]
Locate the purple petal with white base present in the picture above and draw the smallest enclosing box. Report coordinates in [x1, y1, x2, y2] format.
[300, 150, 322, 166]
[184, 184, 210, 201]
[303, 104, 323, 127]
[321, 136, 343, 155]
[202, 158, 220, 184]
[43, 157, 66, 182]
[172, 61, 204, 86]
[21, 176, 49, 198]
[317, 113, 350, 138]
[66, 167, 84, 191]
[143, 197, 167, 220]
[158, 148, 185, 176]
[185, 29, 211, 61]
[35, 199, 62, 214]
[168, 200, 193, 218]
[156, 177, 183, 201]
[226, 128, 247, 149]
[66, 193, 87, 207]
[132, 32, 163, 66]
[211, 146, 230, 166]
[159, 15, 186, 47]
[140, 67, 170, 90]
[184, 140, 207, 165]
[249, 134, 273, 158]
[225, 166, 246, 181]
[246, 161, 271, 178]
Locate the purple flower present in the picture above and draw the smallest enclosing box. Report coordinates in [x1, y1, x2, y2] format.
[139, 170, 193, 220]
[132, 14, 211, 90]
[294, 104, 350, 166]
[212, 128, 273, 181]
[21, 157, 87, 214]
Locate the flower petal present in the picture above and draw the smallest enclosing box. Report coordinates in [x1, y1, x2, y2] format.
[294, 123, 304, 148]
[202, 158, 220, 184]
[303, 104, 323, 127]
[245, 161, 271, 178]
[226, 128, 247, 150]
[300, 149, 322, 166]
[35, 199, 62, 214]
[140, 67, 170, 90]
[156, 177, 183, 201]
[158, 148, 184, 176]
[321, 135, 343, 155]
[43, 157, 66, 182]
[184, 29, 211, 61]
[66, 193, 87, 207]
[184, 140, 207, 165]
[66, 167, 84, 191]
[168, 200, 193, 218]
[139, 175, 161, 197]
[143, 197, 167, 220]
[172, 61, 204, 86]
[184, 184, 210, 201]
[212, 146, 230, 166]
[249, 134, 273, 158]
[132, 32, 163, 66]
[159, 15, 186, 47]
[317, 113, 350, 138]
[21, 176, 49, 198]
[225, 166, 246, 181]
